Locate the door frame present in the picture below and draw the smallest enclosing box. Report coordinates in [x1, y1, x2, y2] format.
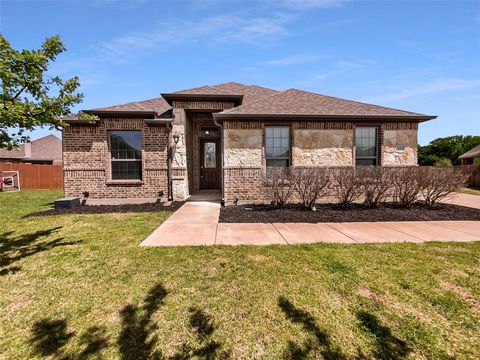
[199, 138, 220, 190]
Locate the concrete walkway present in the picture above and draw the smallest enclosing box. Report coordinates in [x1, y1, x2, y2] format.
[442, 192, 480, 209]
[140, 191, 480, 247]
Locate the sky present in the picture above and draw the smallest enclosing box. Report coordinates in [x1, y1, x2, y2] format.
[1, 0, 479, 145]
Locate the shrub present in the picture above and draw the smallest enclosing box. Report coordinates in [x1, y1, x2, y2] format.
[419, 166, 465, 207]
[293, 167, 331, 209]
[333, 167, 363, 208]
[263, 167, 296, 207]
[358, 166, 393, 207]
[391, 167, 422, 207]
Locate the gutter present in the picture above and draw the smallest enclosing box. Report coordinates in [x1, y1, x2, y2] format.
[213, 116, 225, 207]
[213, 113, 438, 122]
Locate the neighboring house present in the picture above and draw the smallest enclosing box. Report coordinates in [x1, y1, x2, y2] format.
[0, 134, 62, 165]
[63, 82, 436, 203]
[459, 144, 480, 165]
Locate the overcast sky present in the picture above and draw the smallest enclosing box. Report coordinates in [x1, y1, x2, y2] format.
[2, 0, 479, 145]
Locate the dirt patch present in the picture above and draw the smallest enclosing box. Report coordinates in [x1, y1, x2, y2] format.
[26, 201, 183, 217]
[219, 202, 480, 223]
[441, 282, 480, 312]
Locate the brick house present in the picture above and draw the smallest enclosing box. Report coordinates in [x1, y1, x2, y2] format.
[0, 134, 62, 165]
[63, 82, 436, 203]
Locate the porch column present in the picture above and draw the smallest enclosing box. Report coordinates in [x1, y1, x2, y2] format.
[171, 108, 190, 200]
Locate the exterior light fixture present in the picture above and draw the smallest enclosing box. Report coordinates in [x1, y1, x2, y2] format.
[173, 134, 180, 144]
[205, 130, 210, 136]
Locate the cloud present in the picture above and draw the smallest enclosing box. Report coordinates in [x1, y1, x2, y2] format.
[262, 53, 327, 66]
[364, 78, 480, 103]
[98, 13, 293, 60]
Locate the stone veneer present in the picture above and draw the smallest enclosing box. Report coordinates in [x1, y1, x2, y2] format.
[293, 123, 354, 166]
[382, 128, 418, 165]
[63, 117, 168, 199]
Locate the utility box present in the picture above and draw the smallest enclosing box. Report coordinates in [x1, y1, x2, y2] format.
[54, 197, 80, 209]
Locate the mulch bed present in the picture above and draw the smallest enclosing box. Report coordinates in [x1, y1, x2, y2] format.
[219, 202, 480, 223]
[27, 201, 183, 217]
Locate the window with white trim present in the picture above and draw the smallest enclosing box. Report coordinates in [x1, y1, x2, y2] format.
[110, 131, 142, 179]
[265, 126, 290, 167]
[355, 127, 378, 166]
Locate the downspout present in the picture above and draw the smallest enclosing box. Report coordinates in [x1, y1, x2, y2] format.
[166, 121, 173, 201]
[213, 116, 225, 206]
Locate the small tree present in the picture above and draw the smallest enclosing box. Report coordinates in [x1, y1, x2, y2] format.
[293, 167, 331, 209]
[263, 167, 296, 207]
[359, 166, 393, 207]
[419, 167, 465, 207]
[0, 34, 95, 149]
[333, 167, 363, 209]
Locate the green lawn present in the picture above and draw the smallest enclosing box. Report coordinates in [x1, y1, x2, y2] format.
[1, 190, 479, 359]
[459, 187, 480, 196]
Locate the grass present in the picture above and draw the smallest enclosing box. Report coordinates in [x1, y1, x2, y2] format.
[459, 187, 480, 196]
[1, 190, 479, 359]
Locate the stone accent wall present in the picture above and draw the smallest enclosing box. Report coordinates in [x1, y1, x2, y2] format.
[63, 117, 168, 199]
[292, 127, 354, 166]
[382, 128, 418, 165]
[224, 128, 263, 167]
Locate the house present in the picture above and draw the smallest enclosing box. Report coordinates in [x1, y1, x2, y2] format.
[0, 134, 62, 165]
[459, 144, 480, 165]
[62, 82, 436, 203]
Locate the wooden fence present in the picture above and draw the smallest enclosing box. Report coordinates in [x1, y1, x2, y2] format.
[459, 164, 480, 188]
[0, 163, 63, 190]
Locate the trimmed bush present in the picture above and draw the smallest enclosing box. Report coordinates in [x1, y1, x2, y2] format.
[418, 166, 465, 207]
[333, 167, 363, 209]
[293, 167, 331, 209]
[263, 167, 296, 207]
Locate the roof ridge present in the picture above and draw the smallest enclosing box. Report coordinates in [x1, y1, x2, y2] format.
[287, 88, 424, 116]
[220, 88, 287, 114]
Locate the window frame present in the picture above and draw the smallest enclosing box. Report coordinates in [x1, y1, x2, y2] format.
[355, 126, 379, 166]
[264, 125, 291, 168]
[109, 130, 143, 180]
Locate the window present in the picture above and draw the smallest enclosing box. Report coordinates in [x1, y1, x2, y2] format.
[110, 131, 142, 180]
[355, 127, 378, 166]
[204, 142, 216, 168]
[265, 126, 290, 167]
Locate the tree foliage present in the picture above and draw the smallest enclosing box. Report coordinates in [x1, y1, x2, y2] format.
[0, 34, 95, 149]
[418, 135, 480, 166]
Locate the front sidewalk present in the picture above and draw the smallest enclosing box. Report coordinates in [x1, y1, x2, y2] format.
[140, 196, 480, 246]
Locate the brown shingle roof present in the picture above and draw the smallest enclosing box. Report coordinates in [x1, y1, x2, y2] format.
[173, 85, 235, 95]
[211, 82, 278, 104]
[217, 88, 433, 118]
[459, 144, 480, 159]
[68, 82, 435, 121]
[87, 97, 170, 115]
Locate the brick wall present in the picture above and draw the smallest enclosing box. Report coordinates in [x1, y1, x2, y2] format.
[63, 117, 169, 199]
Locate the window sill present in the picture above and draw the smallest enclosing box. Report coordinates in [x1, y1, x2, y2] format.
[106, 180, 143, 186]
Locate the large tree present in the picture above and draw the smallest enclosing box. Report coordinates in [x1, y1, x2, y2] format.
[418, 135, 480, 165]
[0, 34, 94, 149]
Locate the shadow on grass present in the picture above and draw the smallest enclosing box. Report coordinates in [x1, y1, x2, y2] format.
[118, 283, 168, 360]
[0, 227, 81, 275]
[356, 310, 410, 360]
[30, 318, 75, 358]
[170, 307, 231, 359]
[278, 296, 347, 360]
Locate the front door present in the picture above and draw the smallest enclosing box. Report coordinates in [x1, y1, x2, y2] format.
[200, 139, 220, 189]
